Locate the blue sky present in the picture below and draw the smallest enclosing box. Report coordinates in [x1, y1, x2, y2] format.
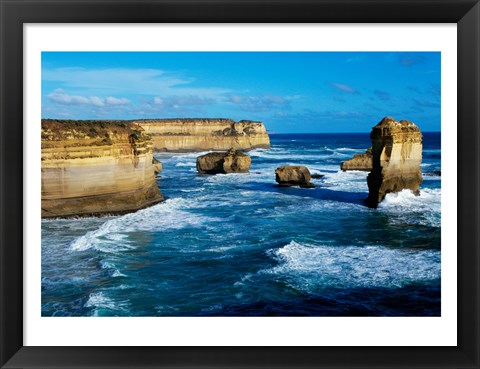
[42, 52, 440, 133]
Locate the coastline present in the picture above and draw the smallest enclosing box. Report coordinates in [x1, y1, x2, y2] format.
[41, 132, 441, 317]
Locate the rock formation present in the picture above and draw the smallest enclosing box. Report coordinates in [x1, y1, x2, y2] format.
[340, 148, 373, 171]
[196, 148, 251, 174]
[41, 120, 163, 218]
[152, 158, 163, 174]
[275, 166, 315, 188]
[366, 117, 423, 208]
[136, 119, 270, 152]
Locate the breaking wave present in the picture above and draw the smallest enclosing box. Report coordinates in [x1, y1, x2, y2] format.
[264, 241, 440, 293]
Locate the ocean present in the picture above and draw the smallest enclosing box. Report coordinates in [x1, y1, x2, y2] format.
[41, 132, 441, 317]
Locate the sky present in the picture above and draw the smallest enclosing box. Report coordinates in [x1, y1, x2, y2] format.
[42, 52, 441, 133]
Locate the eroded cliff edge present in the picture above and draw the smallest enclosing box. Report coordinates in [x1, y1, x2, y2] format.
[135, 119, 270, 152]
[41, 120, 163, 218]
[366, 117, 423, 208]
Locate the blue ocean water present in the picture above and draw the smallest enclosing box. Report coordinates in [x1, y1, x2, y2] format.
[41, 133, 441, 317]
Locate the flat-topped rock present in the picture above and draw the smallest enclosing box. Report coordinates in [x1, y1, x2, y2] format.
[275, 165, 315, 188]
[136, 118, 270, 152]
[366, 117, 423, 208]
[196, 148, 251, 174]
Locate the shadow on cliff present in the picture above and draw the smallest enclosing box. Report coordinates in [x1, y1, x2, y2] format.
[244, 181, 368, 207]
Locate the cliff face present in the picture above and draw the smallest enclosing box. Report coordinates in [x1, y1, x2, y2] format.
[41, 120, 163, 218]
[366, 117, 423, 208]
[136, 119, 270, 152]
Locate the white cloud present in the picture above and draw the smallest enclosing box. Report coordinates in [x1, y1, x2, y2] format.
[48, 90, 92, 105]
[42, 67, 230, 98]
[153, 95, 215, 108]
[153, 97, 164, 105]
[47, 90, 130, 107]
[330, 82, 358, 94]
[106, 96, 131, 105]
[89, 96, 105, 107]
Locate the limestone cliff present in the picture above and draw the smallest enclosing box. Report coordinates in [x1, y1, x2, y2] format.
[366, 117, 423, 208]
[41, 120, 163, 218]
[135, 119, 270, 152]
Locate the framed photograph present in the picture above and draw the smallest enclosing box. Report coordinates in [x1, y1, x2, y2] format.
[1, 0, 479, 368]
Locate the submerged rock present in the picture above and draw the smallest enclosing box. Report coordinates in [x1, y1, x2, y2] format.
[275, 165, 315, 188]
[366, 117, 423, 208]
[196, 148, 251, 174]
[340, 147, 373, 171]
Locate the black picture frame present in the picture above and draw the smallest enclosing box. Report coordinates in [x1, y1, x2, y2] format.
[1, 0, 479, 368]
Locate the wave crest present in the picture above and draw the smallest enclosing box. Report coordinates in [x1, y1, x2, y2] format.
[263, 241, 440, 293]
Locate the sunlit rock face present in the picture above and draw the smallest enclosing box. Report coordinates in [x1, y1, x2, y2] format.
[152, 157, 163, 174]
[41, 120, 163, 218]
[136, 119, 270, 152]
[196, 148, 251, 174]
[275, 165, 315, 188]
[341, 147, 373, 171]
[366, 117, 423, 208]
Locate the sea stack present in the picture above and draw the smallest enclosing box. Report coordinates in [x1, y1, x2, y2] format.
[196, 148, 251, 174]
[41, 120, 164, 218]
[275, 166, 315, 188]
[136, 118, 270, 152]
[340, 147, 373, 171]
[366, 117, 423, 208]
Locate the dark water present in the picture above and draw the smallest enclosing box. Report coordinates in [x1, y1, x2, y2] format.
[41, 133, 441, 316]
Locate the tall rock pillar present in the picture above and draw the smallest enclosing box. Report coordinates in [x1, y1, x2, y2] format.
[366, 117, 423, 208]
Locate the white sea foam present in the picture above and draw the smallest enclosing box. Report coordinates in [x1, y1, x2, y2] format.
[85, 291, 130, 314]
[321, 170, 369, 193]
[180, 188, 205, 193]
[156, 151, 208, 169]
[155, 305, 180, 314]
[155, 151, 209, 161]
[201, 172, 252, 185]
[249, 151, 324, 161]
[70, 198, 219, 252]
[100, 260, 127, 277]
[336, 147, 360, 152]
[378, 188, 441, 227]
[263, 241, 440, 293]
[250, 150, 351, 161]
[175, 162, 196, 167]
